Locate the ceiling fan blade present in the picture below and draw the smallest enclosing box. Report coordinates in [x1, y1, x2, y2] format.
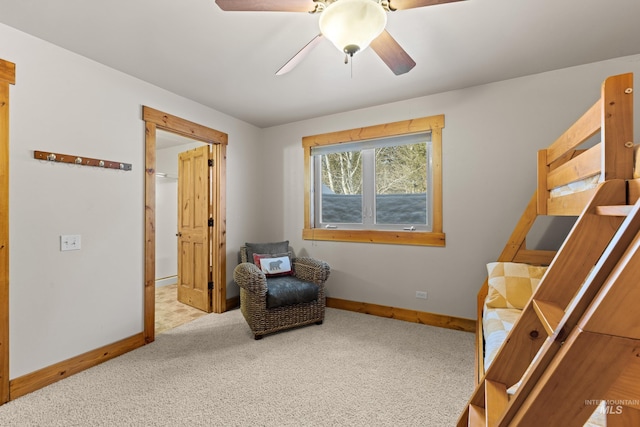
[388, 0, 464, 11]
[370, 30, 416, 76]
[215, 0, 317, 12]
[276, 34, 323, 75]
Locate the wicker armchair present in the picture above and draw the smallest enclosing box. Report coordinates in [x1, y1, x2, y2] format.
[234, 242, 330, 340]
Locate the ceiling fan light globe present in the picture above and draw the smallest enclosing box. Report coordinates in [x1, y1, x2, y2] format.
[319, 0, 387, 55]
[343, 44, 360, 56]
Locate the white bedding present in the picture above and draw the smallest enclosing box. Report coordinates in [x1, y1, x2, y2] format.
[482, 305, 521, 370]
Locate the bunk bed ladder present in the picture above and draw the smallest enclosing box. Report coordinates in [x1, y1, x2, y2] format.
[459, 179, 640, 426]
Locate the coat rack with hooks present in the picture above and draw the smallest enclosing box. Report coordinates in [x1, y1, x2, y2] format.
[34, 150, 132, 171]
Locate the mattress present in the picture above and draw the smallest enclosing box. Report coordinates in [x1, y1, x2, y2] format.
[482, 306, 521, 370]
[550, 173, 601, 198]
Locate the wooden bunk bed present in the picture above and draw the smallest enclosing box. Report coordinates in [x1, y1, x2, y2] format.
[460, 72, 640, 426]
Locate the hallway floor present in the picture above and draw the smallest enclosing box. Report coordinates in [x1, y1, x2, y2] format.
[155, 284, 209, 334]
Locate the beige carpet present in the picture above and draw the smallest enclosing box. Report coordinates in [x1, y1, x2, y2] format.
[0, 308, 474, 426]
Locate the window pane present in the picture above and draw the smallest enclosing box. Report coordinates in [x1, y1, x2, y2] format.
[320, 151, 362, 224]
[375, 143, 427, 225]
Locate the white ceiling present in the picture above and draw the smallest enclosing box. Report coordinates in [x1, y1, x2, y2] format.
[1, 0, 640, 128]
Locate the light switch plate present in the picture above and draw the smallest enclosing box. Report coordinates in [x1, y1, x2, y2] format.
[60, 235, 81, 251]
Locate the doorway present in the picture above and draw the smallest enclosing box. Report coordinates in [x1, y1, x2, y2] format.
[143, 106, 227, 344]
[154, 130, 211, 333]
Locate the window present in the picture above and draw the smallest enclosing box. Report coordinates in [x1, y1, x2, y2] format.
[302, 115, 445, 246]
[314, 133, 430, 230]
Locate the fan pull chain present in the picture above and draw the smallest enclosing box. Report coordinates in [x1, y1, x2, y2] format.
[344, 53, 354, 78]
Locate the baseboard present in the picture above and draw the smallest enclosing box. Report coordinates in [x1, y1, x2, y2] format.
[226, 295, 240, 311]
[9, 332, 145, 400]
[155, 276, 177, 287]
[326, 297, 476, 333]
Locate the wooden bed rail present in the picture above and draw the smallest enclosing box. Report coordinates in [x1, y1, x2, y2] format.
[537, 73, 634, 216]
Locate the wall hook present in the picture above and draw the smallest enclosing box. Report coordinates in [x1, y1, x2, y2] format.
[34, 150, 132, 171]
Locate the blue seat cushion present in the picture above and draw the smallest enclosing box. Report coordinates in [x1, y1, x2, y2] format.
[266, 276, 319, 309]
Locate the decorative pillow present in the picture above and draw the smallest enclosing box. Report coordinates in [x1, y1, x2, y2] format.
[485, 262, 548, 309]
[252, 253, 293, 277]
[245, 241, 289, 264]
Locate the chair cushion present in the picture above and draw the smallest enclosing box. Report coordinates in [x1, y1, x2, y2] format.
[266, 276, 319, 309]
[245, 241, 289, 264]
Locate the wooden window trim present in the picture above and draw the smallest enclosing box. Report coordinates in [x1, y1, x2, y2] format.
[302, 114, 445, 246]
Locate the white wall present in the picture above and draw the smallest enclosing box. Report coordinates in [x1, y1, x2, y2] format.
[1, 23, 262, 378]
[260, 54, 640, 320]
[155, 176, 178, 282]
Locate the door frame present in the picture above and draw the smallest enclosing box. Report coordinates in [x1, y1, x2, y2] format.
[142, 106, 227, 343]
[0, 58, 16, 404]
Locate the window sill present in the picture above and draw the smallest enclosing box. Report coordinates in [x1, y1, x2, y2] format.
[302, 228, 445, 247]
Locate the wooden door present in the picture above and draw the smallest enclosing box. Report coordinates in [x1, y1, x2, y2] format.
[177, 144, 212, 312]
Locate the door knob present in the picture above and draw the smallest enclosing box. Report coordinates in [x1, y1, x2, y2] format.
[176, 232, 182, 237]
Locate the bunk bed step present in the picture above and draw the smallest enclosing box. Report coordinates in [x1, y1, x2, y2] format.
[508, 330, 638, 426]
[606, 356, 640, 409]
[607, 407, 640, 427]
[531, 299, 565, 336]
[484, 379, 508, 426]
[595, 205, 633, 216]
[468, 404, 486, 427]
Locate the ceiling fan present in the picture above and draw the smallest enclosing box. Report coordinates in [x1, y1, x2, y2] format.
[215, 0, 464, 76]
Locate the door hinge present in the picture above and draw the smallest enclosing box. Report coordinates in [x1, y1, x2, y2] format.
[208, 281, 214, 290]
[208, 218, 214, 227]
[208, 159, 214, 167]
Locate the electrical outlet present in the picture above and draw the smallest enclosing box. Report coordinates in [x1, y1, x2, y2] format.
[61, 235, 81, 251]
[415, 291, 427, 299]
